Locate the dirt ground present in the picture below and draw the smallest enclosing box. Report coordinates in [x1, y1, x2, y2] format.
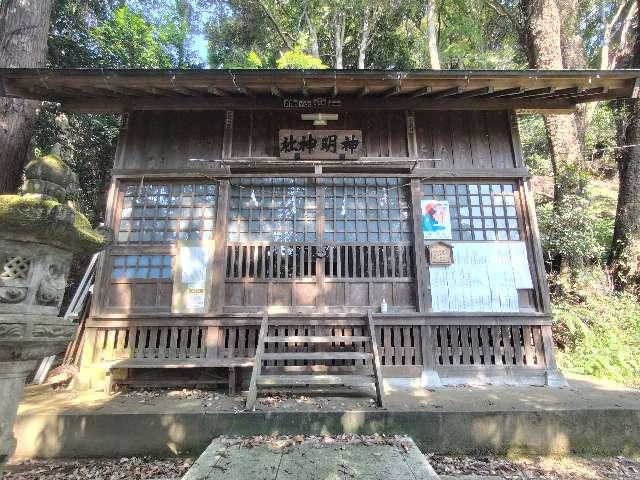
[4, 452, 640, 479]
[429, 454, 640, 479]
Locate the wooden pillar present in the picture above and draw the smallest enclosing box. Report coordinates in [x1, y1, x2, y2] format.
[419, 325, 442, 387]
[211, 180, 229, 314]
[410, 179, 428, 312]
[315, 177, 326, 312]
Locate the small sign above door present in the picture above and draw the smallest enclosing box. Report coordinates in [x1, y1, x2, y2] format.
[279, 129, 363, 159]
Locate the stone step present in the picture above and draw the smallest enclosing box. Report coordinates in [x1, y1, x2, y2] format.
[261, 351, 372, 361]
[257, 374, 375, 386]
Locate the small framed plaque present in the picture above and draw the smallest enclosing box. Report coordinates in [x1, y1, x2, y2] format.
[427, 241, 453, 266]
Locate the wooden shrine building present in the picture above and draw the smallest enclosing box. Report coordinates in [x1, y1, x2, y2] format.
[2, 68, 639, 396]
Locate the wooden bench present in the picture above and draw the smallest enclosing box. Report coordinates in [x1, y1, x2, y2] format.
[104, 358, 254, 395]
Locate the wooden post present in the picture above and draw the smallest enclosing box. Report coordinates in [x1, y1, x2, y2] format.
[246, 313, 268, 410]
[406, 110, 418, 158]
[367, 310, 385, 407]
[211, 180, 230, 314]
[315, 178, 326, 312]
[540, 324, 567, 387]
[410, 179, 428, 312]
[520, 179, 551, 313]
[419, 325, 442, 387]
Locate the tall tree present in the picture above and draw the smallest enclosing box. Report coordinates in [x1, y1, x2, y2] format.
[608, 2, 640, 293]
[520, 0, 584, 204]
[425, 0, 441, 68]
[0, 0, 55, 193]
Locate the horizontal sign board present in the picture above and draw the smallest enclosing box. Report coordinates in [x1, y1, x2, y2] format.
[279, 129, 362, 159]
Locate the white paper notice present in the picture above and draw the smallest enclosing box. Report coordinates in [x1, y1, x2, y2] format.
[429, 242, 532, 313]
[508, 242, 534, 289]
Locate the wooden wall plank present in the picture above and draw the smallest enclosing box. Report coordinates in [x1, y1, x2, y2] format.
[469, 111, 492, 168]
[486, 110, 515, 169]
[122, 111, 225, 169]
[431, 111, 454, 168]
[450, 111, 473, 168]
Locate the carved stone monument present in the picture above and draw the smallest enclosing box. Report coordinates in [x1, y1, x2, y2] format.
[0, 149, 108, 468]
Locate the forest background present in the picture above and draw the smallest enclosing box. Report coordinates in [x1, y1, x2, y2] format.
[1, 0, 639, 386]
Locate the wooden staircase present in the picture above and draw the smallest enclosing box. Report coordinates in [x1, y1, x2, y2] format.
[246, 311, 385, 409]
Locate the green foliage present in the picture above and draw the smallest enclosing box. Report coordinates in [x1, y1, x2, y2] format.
[276, 35, 328, 69]
[537, 190, 603, 271]
[553, 273, 640, 387]
[92, 6, 173, 67]
[518, 114, 553, 175]
[585, 103, 620, 178]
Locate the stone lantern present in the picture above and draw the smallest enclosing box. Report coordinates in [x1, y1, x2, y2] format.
[0, 149, 108, 468]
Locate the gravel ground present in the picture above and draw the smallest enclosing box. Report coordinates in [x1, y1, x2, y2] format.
[429, 454, 640, 479]
[2, 457, 193, 480]
[4, 453, 640, 479]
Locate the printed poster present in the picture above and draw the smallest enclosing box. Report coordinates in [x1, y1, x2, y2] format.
[421, 200, 452, 240]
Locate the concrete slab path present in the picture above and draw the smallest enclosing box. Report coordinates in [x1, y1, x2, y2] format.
[182, 437, 440, 480]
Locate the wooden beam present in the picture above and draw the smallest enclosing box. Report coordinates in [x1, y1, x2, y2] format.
[410, 86, 432, 98]
[427, 86, 464, 98]
[270, 86, 282, 97]
[545, 86, 582, 98]
[172, 86, 203, 97]
[62, 95, 579, 113]
[235, 86, 255, 97]
[478, 87, 524, 99]
[451, 86, 494, 99]
[382, 86, 402, 98]
[501, 87, 554, 99]
[207, 86, 227, 96]
[149, 87, 183, 97]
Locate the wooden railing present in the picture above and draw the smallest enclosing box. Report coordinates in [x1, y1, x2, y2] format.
[92, 322, 543, 370]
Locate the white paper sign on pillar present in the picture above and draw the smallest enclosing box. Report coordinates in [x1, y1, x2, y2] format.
[172, 240, 215, 314]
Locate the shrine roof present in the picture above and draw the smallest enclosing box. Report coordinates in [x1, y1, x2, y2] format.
[0, 68, 638, 112]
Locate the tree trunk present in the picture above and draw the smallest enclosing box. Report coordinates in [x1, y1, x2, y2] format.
[304, 11, 320, 59]
[524, 0, 583, 201]
[334, 12, 345, 69]
[425, 0, 440, 69]
[0, 0, 54, 194]
[609, 3, 640, 293]
[357, 5, 371, 69]
[560, 0, 587, 145]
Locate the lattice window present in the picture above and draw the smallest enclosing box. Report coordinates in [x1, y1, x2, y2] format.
[322, 178, 412, 242]
[111, 255, 173, 280]
[0, 256, 31, 280]
[323, 245, 415, 278]
[228, 178, 316, 242]
[117, 182, 218, 244]
[226, 244, 317, 278]
[421, 183, 521, 241]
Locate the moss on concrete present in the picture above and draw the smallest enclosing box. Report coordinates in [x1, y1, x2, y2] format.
[0, 195, 106, 253]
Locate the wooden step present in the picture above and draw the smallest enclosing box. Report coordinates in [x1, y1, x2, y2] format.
[261, 352, 373, 361]
[257, 374, 375, 386]
[264, 335, 371, 343]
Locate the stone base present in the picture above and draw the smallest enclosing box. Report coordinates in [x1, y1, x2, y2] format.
[546, 369, 569, 388]
[0, 360, 37, 469]
[421, 370, 443, 388]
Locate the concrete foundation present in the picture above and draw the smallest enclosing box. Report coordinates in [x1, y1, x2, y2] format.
[12, 374, 640, 459]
